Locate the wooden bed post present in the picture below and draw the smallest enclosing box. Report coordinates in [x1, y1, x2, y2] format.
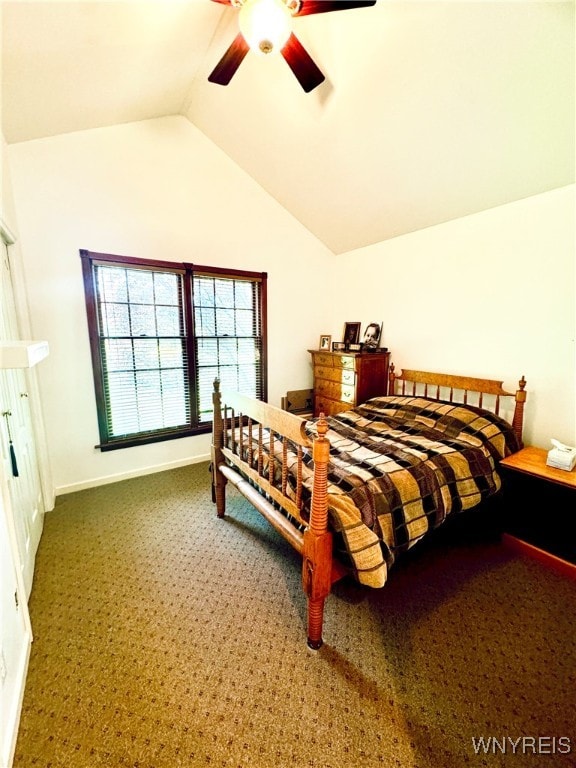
[388, 362, 397, 394]
[211, 379, 227, 518]
[512, 375, 527, 448]
[302, 415, 332, 650]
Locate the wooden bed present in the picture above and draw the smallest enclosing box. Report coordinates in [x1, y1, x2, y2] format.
[211, 365, 527, 649]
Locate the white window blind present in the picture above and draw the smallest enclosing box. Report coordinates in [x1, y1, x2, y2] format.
[95, 263, 189, 438]
[194, 275, 262, 424]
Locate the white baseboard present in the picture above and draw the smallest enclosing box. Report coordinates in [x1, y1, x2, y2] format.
[1, 631, 31, 768]
[54, 454, 211, 497]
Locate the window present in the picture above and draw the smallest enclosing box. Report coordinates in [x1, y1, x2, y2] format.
[80, 250, 267, 450]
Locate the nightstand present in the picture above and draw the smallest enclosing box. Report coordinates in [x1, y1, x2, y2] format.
[500, 446, 576, 567]
[500, 446, 576, 490]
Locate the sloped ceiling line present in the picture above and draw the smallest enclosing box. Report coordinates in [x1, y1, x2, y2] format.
[2, 0, 574, 254]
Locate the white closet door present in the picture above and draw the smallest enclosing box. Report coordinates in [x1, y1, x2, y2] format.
[0, 487, 32, 768]
[0, 240, 44, 598]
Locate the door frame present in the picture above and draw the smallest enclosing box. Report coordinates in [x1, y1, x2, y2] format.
[0, 217, 54, 513]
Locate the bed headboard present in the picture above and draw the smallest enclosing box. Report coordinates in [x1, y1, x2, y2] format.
[388, 364, 527, 447]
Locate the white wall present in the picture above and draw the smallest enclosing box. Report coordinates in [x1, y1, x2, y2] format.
[7, 116, 335, 494]
[7, 115, 575, 493]
[327, 186, 575, 448]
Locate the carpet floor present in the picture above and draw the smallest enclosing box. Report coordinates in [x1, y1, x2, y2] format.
[13, 462, 576, 768]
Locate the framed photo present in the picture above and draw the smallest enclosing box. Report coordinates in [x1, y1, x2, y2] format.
[319, 334, 331, 351]
[348, 342, 363, 352]
[343, 322, 361, 346]
[332, 341, 346, 352]
[362, 321, 382, 350]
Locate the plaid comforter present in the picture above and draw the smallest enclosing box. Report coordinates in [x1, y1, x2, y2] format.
[233, 396, 520, 588]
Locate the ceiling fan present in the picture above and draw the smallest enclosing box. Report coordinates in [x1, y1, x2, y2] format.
[208, 0, 377, 93]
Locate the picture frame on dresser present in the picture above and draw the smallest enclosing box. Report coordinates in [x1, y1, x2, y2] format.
[343, 322, 361, 346]
[319, 334, 331, 351]
[362, 322, 382, 350]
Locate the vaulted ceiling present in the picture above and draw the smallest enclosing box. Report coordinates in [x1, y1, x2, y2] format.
[1, 0, 574, 254]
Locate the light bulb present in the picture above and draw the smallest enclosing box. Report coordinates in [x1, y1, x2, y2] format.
[239, 0, 292, 55]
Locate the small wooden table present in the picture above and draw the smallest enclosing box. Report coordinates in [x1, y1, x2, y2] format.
[500, 445, 576, 489]
[500, 446, 576, 577]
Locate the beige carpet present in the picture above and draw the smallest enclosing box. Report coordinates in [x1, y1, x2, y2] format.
[14, 462, 576, 768]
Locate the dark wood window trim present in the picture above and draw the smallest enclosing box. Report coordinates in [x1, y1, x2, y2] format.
[80, 249, 267, 451]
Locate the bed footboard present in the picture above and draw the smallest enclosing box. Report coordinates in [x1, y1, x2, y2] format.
[211, 379, 341, 649]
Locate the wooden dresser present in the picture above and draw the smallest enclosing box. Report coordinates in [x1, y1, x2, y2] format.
[308, 349, 390, 417]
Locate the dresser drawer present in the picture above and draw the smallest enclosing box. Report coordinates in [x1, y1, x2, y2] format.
[313, 352, 357, 370]
[337, 355, 356, 370]
[313, 352, 334, 367]
[314, 397, 352, 417]
[315, 378, 356, 403]
[314, 365, 356, 386]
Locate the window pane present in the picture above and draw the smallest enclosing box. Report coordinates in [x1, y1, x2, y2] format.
[161, 369, 187, 425]
[215, 307, 235, 336]
[238, 338, 257, 364]
[197, 365, 220, 422]
[238, 364, 257, 396]
[214, 279, 234, 308]
[98, 267, 127, 303]
[159, 339, 184, 368]
[154, 272, 180, 305]
[156, 305, 180, 336]
[136, 370, 162, 430]
[101, 302, 130, 336]
[127, 270, 154, 304]
[130, 304, 156, 337]
[194, 305, 215, 336]
[193, 274, 263, 425]
[234, 281, 253, 310]
[95, 263, 189, 440]
[133, 339, 159, 370]
[196, 278, 215, 307]
[197, 337, 218, 367]
[235, 308, 254, 336]
[107, 371, 138, 435]
[104, 339, 133, 371]
[218, 338, 238, 365]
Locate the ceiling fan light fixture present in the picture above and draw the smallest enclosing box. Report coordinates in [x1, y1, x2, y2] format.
[208, 0, 375, 91]
[238, 0, 293, 55]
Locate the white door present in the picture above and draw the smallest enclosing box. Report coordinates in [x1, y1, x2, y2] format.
[0, 239, 44, 598]
[0, 488, 32, 768]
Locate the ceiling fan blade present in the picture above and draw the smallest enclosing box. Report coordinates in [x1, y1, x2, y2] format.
[208, 33, 250, 86]
[295, 0, 376, 16]
[281, 32, 325, 93]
